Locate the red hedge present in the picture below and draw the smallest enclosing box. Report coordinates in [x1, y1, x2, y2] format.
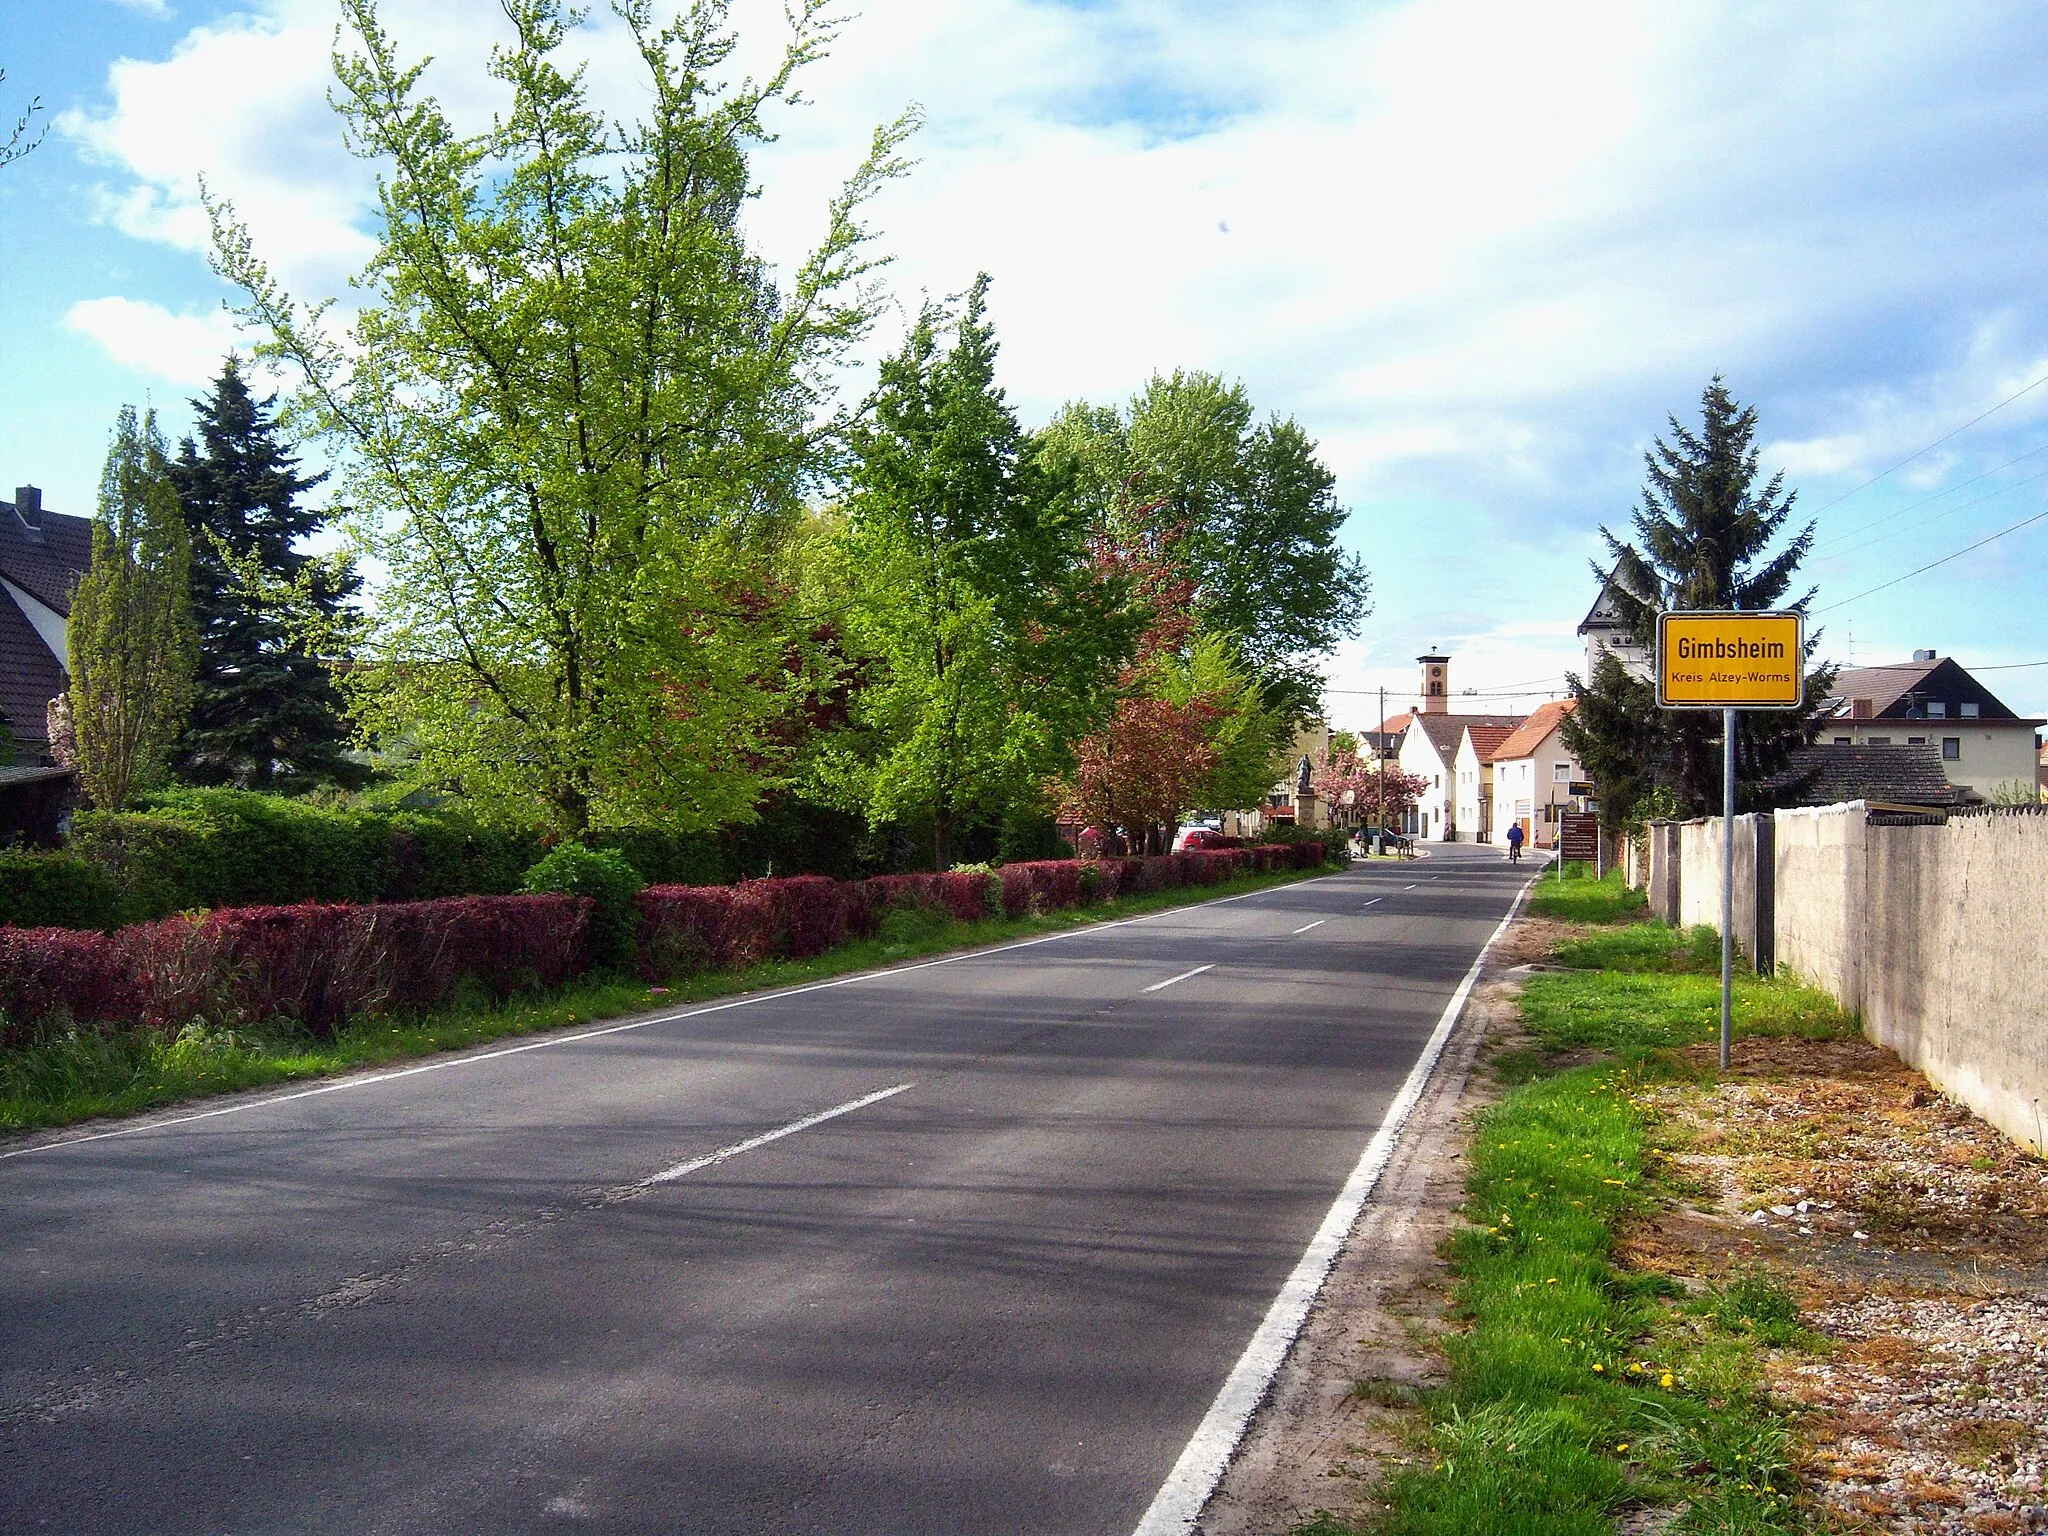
[0, 892, 591, 1043]
[2, 846, 1325, 1034]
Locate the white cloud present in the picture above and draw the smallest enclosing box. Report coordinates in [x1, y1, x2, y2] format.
[63, 297, 243, 385]
[107, 0, 174, 16]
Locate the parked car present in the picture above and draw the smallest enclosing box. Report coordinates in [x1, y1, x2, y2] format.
[1173, 826, 1232, 852]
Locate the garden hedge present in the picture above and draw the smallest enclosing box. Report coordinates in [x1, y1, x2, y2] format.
[1, 843, 1327, 1042]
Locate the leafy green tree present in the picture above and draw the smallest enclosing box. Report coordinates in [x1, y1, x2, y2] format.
[209, 0, 913, 835]
[1564, 378, 1834, 821]
[172, 357, 364, 791]
[1037, 370, 1370, 710]
[67, 408, 198, 810]
[815, 277, 1134, 868]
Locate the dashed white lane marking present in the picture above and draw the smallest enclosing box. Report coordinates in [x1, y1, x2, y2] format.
[1290, 921, 1325, 935]
[1129, 870, 1540, 1536]
[1359, 898, 1382, 909]
[1143, 965, 1215, 994]
[639, 1082, 915, 1187]
[1403, 883, 1418, 889]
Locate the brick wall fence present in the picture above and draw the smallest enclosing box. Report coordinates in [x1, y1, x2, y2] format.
[1647, 802, 2048, 1154]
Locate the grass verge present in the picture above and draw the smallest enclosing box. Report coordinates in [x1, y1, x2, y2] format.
[1360, 920, 1855, 1536]
[1526, 866, 1647, 926]
[0, 864, 1333, 1136]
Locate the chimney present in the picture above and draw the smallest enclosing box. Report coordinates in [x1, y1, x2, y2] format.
[12, 485, 42, 529]
[1417, 649, 1449, 716]
[1851, 698, 1873, 721]
[1912, 648, 1936, 663]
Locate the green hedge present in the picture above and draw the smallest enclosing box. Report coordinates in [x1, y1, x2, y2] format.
[0, 850, 130, 930]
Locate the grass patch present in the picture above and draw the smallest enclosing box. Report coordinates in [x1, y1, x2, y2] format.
[0, 864, 1332, 1135]
[1526, 867, 1647, 926]
[1364, 919, 1849, 1535]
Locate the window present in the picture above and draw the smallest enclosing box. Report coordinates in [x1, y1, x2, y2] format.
[1833, 736, 1852, 746]
[1907, 736, 1926, 746]
[1553, 761, 1572, 783]
[1943, 737, 1961, 761]
[1867, 736, 1891, 745]
[1961, 702, 1980, 719]
[1926, 701, 1946, 718]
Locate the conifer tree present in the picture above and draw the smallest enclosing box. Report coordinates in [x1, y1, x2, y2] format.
[1564, 378, 1834, 822]
[68, 408, 198, 810]
[172, 357, 362, 790]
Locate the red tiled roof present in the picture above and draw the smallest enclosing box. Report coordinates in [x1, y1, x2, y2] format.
[1463, 723, 1516, 762]
[1491, 699, 1577, 762]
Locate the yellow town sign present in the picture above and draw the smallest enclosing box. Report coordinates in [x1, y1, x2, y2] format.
[1656, 611, 1805, 709]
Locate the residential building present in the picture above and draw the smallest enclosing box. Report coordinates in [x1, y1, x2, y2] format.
[1488, 699, 1587, 849]
[1395, 652, 1520, 840]
[1823, 653, 2043, 802]
[1576, 567, 1654, 684]
[1452, 721, 1517, 844]
[0, 485, 90, 766]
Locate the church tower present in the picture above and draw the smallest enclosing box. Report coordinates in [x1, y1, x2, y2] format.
[1417, 649, 1449, 714]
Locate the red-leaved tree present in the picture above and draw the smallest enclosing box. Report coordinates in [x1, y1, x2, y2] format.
[1310, 747, 1426, 831]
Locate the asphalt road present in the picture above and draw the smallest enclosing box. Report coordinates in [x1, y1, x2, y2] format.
[2, 845, 1530, 1536]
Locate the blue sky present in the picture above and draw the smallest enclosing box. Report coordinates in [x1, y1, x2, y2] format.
[4, 0, 2047, 728]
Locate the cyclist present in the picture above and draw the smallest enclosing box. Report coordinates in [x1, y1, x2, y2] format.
[1505, 821, 1525, 864]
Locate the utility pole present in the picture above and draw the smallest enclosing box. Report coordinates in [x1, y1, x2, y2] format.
[1377, 684, 1387, 854]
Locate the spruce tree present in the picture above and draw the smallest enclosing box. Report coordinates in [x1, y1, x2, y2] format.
[172, 357, 363, 791]
[1564, 378, 1834, 822]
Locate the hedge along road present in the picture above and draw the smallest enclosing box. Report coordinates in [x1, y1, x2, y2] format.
[0, 845, 1530, 1536]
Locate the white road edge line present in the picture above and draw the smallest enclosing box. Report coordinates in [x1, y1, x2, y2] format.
[1290, 921, 1325, 935]
[1, 870, 1351, 1165]
[1143, 964, 1215, 994]
[1129, 869, 1539, 1536]
[639, 1082, 914, 1187]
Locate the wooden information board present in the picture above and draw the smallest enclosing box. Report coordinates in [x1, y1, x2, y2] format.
[1558, 811, 1599, 863]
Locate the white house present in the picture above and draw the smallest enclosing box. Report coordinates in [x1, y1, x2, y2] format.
[1487, 700, 1587, 850]
[1823, 654, 2043, 802]
[1452, 722, 1517, 844]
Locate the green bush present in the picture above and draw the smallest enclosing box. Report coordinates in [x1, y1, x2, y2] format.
[0, 851, 130, 930]
[521, 843, 645, 969]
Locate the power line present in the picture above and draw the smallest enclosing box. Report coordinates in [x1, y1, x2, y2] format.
[1818, 503, 2048, 613]
[1811, 439, 2048, 554]
[1974, 658, 2048, 671]
[1811, 369, 2048, 517]
[1815, 461, 2048, 566]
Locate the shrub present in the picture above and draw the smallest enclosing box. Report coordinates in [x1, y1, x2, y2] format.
[0, 892, 594, 1043]
[521, 844, 645, 969]
[0, 927, 136, 1045]
[997, 860, 1084, 916]
[637, 883, 783, 978]
[0, 851, 130, 931]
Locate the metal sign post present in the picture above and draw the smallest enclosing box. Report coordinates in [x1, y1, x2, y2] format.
[1655, 610, 1806, 1071]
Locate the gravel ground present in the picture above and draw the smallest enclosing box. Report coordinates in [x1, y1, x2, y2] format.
[1631, 1036, 2048, 1534]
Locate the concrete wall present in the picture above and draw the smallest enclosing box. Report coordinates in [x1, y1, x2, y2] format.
[1646, 821, 1681, 923]
[1675, 814, 1771, 969]
[1678, 802, 2048, 1154]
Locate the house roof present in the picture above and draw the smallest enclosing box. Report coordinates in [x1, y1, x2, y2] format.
[0, 579, 66, 751]
[1461, 722, 1517, 762]
[1406, 712, 1525, 767]
[1578, 564, 1632, 635]
[1830, 656, 2039, 724]
[1764, 743, 1964, 808]
[1491, 699, 1577, 761]
[0, 490, 91, 753]
[0, 493, 92, 618]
